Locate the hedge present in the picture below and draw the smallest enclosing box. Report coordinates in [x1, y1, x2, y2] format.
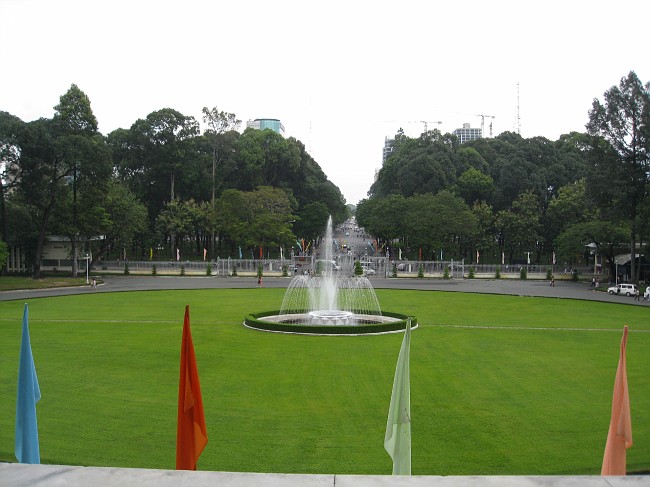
[244, 310, 416, 335]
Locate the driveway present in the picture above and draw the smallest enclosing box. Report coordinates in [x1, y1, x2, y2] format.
[1, 275, 647, 306]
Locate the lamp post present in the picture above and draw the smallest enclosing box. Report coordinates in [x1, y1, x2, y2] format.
[84, 253, 90, 284]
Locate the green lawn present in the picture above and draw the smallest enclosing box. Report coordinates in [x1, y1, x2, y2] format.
[0, 289, 648, 475]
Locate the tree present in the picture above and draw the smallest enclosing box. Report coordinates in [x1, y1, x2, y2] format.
[101, 180, 148, 260]
[456, 168, 494, 205]
[202, 106, 241, 258]
[0, 111, 24, 273]
[554, 220, 629, 277]
[587, 71, 650, 281]
[8, 117, 68, 278]
[50, 85, 111, 277]
[215, 187, 296, 258]
[0, 238, 7, 271]
[544, 179, 592, 249]
[370, 130, 456, 198]
[126, 109, 199, 256]
[295, 202, 329, 241]
[496, 191, 542, 263]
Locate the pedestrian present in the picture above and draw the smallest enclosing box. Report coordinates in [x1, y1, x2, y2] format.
[634, 288, 640, 301]
[257, 276, 262, 287]
[550, 277, 555, 287]
[92, 278, 97, 288]
[643, 287, 650, 302]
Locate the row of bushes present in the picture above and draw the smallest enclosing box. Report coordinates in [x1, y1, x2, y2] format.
[244, 310, 415, 335]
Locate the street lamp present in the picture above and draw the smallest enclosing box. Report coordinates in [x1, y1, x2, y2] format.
[84, 253, 91, 284]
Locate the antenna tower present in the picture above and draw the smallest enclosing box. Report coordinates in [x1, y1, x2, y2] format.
[516, 82, 521, 135]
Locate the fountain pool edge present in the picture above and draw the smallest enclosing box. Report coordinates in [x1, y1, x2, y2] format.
[244, 311, 416, 336]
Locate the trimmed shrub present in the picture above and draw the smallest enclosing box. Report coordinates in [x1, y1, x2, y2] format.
[520, 267, 527, 279]
[417, 264, 424, 278]
[244, 310, 416, 335]
[124, 262, 130, 275]
[232, 266, 238, 277]
[151, 264, 157, 276]
[468, 267, 475, 279]
[282, 265, 288, 277]
[443, 266, 450, 279]
[391, 263, 397, 278]
[180, 265, 185, 276]
[546, 268, 553, 280]
[495, 267, 501, 279]
[257, 264, 263, 278]
[206, 263, 212, 276]
[354, 260, 363, 276]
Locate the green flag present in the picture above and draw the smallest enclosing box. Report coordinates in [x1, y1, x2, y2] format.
[384, 318, 411, 475]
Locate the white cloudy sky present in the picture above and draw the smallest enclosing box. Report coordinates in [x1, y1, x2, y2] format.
[1, 0, 648, 205]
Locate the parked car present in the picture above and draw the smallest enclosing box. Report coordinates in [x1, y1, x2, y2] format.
[607, 283, 638, 296]
[362, 266, 375, 276]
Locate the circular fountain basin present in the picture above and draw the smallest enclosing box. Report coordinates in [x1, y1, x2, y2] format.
[244, 311, 415, 335]
[308, 310, 354, 325]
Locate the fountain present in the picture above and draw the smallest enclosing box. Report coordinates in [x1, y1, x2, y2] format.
[245, 216, 415, 335]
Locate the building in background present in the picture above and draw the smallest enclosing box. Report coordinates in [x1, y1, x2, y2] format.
[246, 118, 285, 136]
[452, 123, 482, 144]
[382, 136, 395, 163]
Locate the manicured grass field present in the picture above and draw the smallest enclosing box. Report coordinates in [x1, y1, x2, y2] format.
[0, 289, 648, 475]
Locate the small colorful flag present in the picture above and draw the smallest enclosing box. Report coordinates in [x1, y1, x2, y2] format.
[176, 306, 208, 470]
[601, 326, 633, 475]
[15, 303, 41, 464]
[384, 319, 412, 475]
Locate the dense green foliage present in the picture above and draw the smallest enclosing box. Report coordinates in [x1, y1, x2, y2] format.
[0, 289, 648, 474]
[0, 92, 348, 277]
[358, 72, 650, 275]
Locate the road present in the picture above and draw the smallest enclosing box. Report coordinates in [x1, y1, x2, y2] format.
[1, 274, 648, 306]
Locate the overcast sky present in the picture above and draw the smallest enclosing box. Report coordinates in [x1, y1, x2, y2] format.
[1, 0, 648, 205]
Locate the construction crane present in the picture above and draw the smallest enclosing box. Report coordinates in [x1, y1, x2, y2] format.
[476, 114, 495, 138]
[420, 120, 442, 133]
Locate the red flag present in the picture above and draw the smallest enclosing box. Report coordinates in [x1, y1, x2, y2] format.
[601, 326, 633, 476]
[176, 305, 208, 470]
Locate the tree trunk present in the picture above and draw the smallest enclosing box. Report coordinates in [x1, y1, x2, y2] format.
[71, 237, 78, 278]
[33, 205, 53, 279]
[630, 235, 637, 283]
[0, 180, 8, 276]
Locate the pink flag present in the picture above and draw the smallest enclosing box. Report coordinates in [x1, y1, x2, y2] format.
[203, 248, 207, 261]
[176, 248, 180, 261]
[601, 326, 633, 476]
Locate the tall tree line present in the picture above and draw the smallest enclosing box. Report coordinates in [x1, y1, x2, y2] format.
[0, 86, 348, 278]
[358, 71, 650, 281]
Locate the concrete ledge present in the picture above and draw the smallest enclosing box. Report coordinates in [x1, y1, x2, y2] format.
[1, 464, 648, 487]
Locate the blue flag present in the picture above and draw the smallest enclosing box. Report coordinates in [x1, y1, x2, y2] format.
[15, 303, 41, 464]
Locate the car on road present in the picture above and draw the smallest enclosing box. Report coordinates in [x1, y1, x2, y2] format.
[607, 283, 638, 296]
[361, 266, 375, 276]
